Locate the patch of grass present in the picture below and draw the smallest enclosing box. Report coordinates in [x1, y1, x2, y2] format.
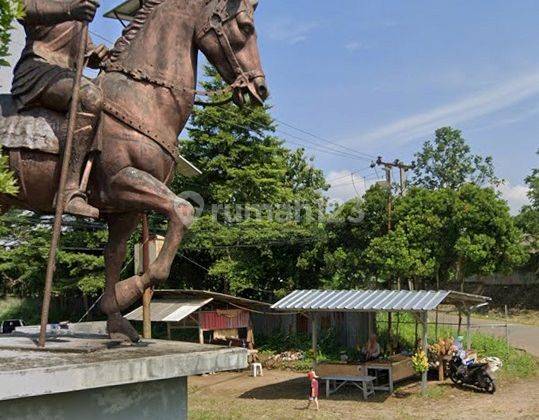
[376, 312, 538, 380]
[0, 296, 93, 325]
[471, 331, 537, 379]
[476, 309, 539, 326]
[0, 296, 44, 325]
[420, 384, 447, 399]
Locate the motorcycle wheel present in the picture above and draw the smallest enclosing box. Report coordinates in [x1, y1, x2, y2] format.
[483, 377, 496, 394]
[449, 371, 460, 385]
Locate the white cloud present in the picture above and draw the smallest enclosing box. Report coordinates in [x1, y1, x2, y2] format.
[356, 70, 539, 145]
[265, 18, 319, 45]
[345, 41, 361, 52]
[325, 170, 380, 204]
[497, 182, 530, 215]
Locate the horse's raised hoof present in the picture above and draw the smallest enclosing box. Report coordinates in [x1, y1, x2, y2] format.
[107, 314, 140, 343]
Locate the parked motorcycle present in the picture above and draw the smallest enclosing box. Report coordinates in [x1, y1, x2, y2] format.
[448, 352, 500, 394]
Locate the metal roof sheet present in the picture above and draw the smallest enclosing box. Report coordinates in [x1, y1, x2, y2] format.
[271, 289, 489, 312]
[104, 0, 144, 21]
[125, 298, 213, 322]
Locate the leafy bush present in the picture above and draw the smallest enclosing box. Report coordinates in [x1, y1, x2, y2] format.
[376, 312, 537, 379]
[257, 328, 343, 359]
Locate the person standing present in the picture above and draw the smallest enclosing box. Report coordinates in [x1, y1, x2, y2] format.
[306, 370, 319, 411]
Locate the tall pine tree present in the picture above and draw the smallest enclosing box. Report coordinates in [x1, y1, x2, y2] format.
[167, 67, 328, 299]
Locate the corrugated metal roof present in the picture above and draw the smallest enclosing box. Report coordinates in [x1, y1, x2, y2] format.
[271, 289, 487, 312]
[125, 298, 212, 322]
[155, 289, 276, 313]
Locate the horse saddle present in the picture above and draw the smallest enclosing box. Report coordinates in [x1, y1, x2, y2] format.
[0, 94, 65, 155]
[0, 94, 202, 178]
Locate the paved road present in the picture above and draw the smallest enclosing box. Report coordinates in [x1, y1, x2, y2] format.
[432, 312, 539, 357]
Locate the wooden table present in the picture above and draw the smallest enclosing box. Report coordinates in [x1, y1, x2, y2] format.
[363, 362, 393, 393]
[321, 375, 376, 400]
[363, 355, 415, 393]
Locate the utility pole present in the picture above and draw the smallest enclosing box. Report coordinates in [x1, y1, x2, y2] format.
[371, 157, 414, 354]
[142, 214, 152, 339]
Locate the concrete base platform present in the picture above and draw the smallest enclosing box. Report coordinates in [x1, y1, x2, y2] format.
[0, 336, 247, 419]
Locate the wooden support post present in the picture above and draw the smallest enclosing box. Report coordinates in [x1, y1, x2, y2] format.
[199, 328, 204, 344]
[387, 311, 392, 354]
[312, 313, 318, 367]
[465, 310, 472, 351]
[368, 312, 373, 337]
[247, 322, 254, 348]
[395, 312, 400, 351]
[166, 323, 171, 340]
[142, 214, 152, 339]
[505, 304, 509, 346]
[421, 311, 428, 395]
[434, 309, 439, 341]
[414, 318, 418, 348]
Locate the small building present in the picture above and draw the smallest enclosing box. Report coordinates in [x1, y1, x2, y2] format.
[125, 289, 374, 349]
[126, 289, 277, 347]
[272, 289, 491, 393]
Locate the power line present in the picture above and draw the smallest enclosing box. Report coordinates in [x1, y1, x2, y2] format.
[274, 118, 376, 160]
[325, 165, 374, 183]
[179, 253, 209, 272]
[209, 111, 372, 162]
[328, 172, 381, 188]
[89, 29, 114, 45]
[215, 105, 375, 162]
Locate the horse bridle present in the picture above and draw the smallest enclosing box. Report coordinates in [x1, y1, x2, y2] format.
[103, 0, 264, 106]
[196, 0, 266, 105]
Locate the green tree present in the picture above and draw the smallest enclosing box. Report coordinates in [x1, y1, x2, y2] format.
[309, 184, 389, 289]
[0, 0, 22, 194]
[452, 184, 527, 289]
[165, 67, 327, 298]
[515, 150, 538, 273]
[0, 0, 23, 66]
[0, 212, 107, 302]
[0, 154, 17, 194]
[412, 127, 500, 189]
[362, 185, 526, 290]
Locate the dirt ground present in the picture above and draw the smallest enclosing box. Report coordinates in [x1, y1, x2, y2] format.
[188, 370, 539, 420]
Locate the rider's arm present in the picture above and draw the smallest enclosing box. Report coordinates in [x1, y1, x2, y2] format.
[21, 0, 74, 25]
[22, 0, 99, 25]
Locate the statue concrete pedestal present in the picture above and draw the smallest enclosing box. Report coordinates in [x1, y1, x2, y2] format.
[0, 335, 247, 420]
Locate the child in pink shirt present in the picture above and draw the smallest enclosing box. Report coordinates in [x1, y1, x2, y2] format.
[306, 370, 320, 410]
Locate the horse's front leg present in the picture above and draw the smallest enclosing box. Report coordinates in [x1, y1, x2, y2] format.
[102, 212, 141, 342]
[100, 167, 194, 329]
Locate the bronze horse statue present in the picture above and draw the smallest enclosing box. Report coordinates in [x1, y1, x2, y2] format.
[0, 0, 268, 342]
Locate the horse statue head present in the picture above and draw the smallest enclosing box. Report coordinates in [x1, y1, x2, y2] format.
[195, 0, 268, 106]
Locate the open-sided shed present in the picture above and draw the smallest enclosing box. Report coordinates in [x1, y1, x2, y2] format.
[272, 289, 491, 393]
[125, 290, 277, 347]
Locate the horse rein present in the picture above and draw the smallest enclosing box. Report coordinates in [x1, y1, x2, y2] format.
[99, 0, 264, 161]
[196, 0, 266, 105]
[102, 0, 264, 107]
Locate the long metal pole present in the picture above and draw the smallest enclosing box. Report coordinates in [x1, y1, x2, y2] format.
[142, 214, 152, 339]
[385, 167, 393, 354]
[38, 24, 89, 348]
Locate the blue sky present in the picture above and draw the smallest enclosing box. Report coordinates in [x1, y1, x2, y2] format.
[2, 0, 538, 212]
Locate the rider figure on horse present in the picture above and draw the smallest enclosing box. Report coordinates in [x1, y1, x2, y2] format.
[12, 0, 108, 219]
